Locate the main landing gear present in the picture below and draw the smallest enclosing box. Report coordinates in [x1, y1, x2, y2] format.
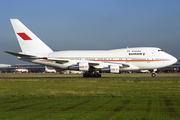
[83, 72, 101, 78]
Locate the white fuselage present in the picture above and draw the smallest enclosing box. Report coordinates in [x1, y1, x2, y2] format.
[28, 47, 177, 71]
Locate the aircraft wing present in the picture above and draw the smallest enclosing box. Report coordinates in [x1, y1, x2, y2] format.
[47, 58, 102, 64]
[86, 61, 129, 68]
[47, 57, 129, 68]
[48, 58, 70, 64]
[4, 51, 130, 69]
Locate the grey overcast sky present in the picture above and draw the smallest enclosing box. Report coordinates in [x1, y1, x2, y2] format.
[0, 0, 180, 64]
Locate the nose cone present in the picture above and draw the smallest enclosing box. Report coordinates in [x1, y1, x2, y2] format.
[164, 52, 178, 66]
[171, 56, 178, 64]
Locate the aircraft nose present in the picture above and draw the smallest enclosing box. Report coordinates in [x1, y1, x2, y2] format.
[171, 56, 178, 64]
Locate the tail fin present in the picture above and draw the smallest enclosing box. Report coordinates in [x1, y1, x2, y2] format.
[10, 19, 53, 55]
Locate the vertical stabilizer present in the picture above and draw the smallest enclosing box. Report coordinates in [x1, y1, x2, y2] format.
[10, 19, 53, 55]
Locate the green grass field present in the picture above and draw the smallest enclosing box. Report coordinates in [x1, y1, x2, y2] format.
[0, 73, 180, 120]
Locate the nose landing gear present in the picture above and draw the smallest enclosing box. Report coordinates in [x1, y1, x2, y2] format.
[151, 69, 157, 77]
[151, 73, 156, 77]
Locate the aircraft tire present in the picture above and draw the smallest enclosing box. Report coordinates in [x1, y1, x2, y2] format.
[151, 73, 156, 77]
[83, 72, 101, 78]
[83, 73, 88, 77]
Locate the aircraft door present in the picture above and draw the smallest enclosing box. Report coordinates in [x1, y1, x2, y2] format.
[151, 49, 155, 54]
[147, 56, 152, 63]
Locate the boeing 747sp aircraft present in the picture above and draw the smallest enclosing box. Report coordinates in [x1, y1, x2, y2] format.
[5, 19, 177, 77]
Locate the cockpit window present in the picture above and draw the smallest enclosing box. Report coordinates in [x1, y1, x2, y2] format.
[158, 49, 163, 52]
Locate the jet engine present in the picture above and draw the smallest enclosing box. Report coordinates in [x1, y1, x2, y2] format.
[110, 65, 119, 73]
[68, 62, 89, 71]
[100, 65, 120, 73]
[79, 62, 89, 71]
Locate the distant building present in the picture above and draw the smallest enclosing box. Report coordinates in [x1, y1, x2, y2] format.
[158, 62, 180, 73]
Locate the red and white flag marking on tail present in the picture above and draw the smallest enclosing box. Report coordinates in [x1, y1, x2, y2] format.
[17, 33, 32, 40]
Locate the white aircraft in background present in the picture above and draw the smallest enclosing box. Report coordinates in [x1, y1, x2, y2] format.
[5, 19, 177, 77]
[15, 68, 28, 73]
[45, 66, 56, 73]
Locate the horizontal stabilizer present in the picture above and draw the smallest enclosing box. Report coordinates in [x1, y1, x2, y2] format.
[5, 51, 46, 59]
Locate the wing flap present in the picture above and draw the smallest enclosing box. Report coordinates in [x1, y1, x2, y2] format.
[47, 58, 69, 64]
[121, 63, 130, 67]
